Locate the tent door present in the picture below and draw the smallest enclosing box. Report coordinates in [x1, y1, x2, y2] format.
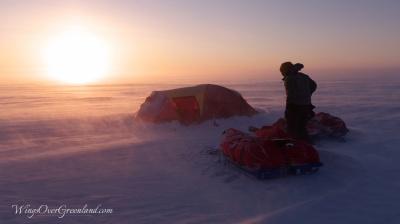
[172, 96, 200, 125]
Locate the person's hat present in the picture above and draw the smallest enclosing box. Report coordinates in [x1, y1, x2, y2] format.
[280, 62, 293, 77]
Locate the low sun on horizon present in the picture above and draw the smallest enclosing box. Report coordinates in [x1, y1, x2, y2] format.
[43, 25, 112, 84]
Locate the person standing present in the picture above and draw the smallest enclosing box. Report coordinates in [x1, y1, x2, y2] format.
[280, 62, 317, 143]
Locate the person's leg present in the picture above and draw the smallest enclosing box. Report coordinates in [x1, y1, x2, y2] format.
[297, 105, 312, 143]
[285, 104, 300, 138]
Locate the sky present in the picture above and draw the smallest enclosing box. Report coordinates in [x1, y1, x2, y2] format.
[0, 0, 399, 84]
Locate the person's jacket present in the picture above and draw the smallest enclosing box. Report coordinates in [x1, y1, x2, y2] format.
[284, 72, 317, 105]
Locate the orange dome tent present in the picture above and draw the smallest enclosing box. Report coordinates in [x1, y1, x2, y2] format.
[136, 84, 258, 125]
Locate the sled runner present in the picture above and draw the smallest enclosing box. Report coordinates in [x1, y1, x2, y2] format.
[224, 157, 287, 180]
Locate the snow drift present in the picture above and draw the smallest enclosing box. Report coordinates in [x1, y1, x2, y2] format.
[1, 77, 400, 224]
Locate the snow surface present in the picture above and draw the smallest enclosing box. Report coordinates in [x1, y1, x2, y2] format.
[1, 77, 400, 224]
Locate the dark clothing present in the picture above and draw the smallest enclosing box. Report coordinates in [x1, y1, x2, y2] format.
[284, 72, 316, 105]
[285, 104, 312, 143]
[282, 64, 317, 143]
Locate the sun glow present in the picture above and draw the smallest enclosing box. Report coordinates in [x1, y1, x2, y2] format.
[44, 26, 112, 84]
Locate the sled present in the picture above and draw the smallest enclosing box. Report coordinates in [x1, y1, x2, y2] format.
[221, 128, 324, 180]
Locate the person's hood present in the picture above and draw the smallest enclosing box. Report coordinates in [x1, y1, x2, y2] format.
[290, 63, 304, 75]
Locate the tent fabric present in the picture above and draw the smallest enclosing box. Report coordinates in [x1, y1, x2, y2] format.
[159, 85, 207, 114]
[172, 96, 200, 125]
[136, 84, 258, 124]
[136, 91, 180, 123]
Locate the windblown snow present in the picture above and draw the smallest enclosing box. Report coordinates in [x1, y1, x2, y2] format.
[1, 77, 399, 224]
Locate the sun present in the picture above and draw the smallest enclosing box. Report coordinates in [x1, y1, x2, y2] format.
[43, 26, 112, 84]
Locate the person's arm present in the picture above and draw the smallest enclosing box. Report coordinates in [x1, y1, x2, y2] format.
[309, 77, 317, 94]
